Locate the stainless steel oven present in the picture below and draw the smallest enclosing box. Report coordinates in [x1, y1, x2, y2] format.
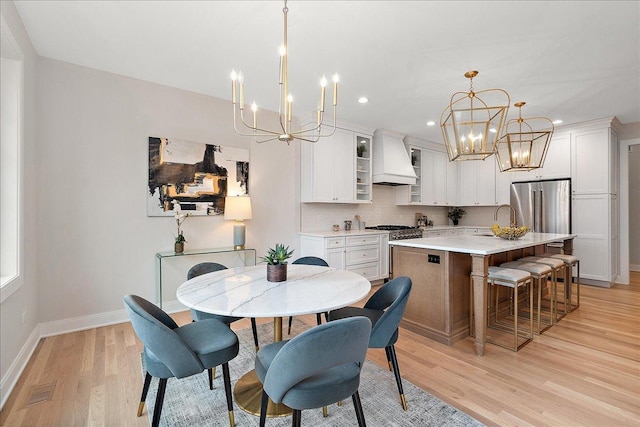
[365, 225, 423, 279]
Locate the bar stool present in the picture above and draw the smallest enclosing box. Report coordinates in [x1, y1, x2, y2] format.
[485, 266, 534, 351]
[500, 261, 554, 334]
[518, 256, 566, 320]
[540, 253, 580, 312]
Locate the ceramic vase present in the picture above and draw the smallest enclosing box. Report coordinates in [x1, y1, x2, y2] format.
[174, 242, 184, 254]
[267, 264, 287, 282]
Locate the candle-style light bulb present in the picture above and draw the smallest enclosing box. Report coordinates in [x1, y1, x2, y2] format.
[320, 76, 327, 112]
[238, 71, 245, 110]
[332, 74, 339, 106]
[251, 102, 258, 129]
[230, 70, 238, 104]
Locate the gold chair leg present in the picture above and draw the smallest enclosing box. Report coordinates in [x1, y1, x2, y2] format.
[322, 406, 328, 417]
[228, 410, 235, 427]
[401, 394, 408, 411]
[137, 401, 145, 417]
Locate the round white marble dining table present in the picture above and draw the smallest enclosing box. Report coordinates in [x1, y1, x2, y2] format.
[176, 263, 372, 417]
[176, 263, 371, 320]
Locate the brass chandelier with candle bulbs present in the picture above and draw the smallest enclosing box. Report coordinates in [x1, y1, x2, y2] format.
[440, 70, 511, 161]
[230, 0, 338, 144]
[495, 101, 554, 172]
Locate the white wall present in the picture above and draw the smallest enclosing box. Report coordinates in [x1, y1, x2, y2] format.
[35, 57, 299, 323]
[0, 0, 40, 408]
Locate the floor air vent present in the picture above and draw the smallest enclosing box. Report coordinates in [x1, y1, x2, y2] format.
[26, 380, 56, 406]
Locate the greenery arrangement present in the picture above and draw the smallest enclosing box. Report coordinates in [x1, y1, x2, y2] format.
[260, 244, 294, 265]
[174, 211, 190, 243]
[447, 206, 466, 221]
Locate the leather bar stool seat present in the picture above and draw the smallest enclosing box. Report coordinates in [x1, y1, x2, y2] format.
[485, 266, 534, 351]
[518, 256, 566, 321]
[540, 252, 580, 312]
[500, 261, 554, 334]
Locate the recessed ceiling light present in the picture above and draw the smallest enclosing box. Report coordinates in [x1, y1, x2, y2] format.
[358, 97, 368, 104]
[553, 119, 563, 125]
[426, 121, 435, 126]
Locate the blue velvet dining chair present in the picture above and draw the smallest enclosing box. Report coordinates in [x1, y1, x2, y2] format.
[328, 276, 412, 410]
[187, 262, 260, 388]
[255, 316, 372, 427]
[287, 256, 330, 334]
[124, 294, 239, 427]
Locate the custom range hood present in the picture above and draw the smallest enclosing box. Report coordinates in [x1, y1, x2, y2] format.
[372, 129, 417, 185]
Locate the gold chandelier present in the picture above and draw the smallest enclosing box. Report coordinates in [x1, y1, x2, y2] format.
[230, 0, 338, 144]
[440, 71, 510, 161]
[495, 101, 554, 172]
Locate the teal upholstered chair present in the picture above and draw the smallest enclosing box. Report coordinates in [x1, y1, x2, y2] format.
[187, 262, 260, 388]
[255, 316, 372, 427]
[124, 294, 239, 427]
[287, 256, 330, 334]
[329, 276, 412, 410]
[188, 262, 260, 348]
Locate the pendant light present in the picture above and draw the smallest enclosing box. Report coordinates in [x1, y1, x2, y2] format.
[495, 102, 554, 172]
[440, 71, 510, 161]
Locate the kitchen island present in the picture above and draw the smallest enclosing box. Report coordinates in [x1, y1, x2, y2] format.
[389, 232, 577, 356]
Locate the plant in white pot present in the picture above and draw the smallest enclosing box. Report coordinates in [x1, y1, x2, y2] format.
[260, 244, 294, 282]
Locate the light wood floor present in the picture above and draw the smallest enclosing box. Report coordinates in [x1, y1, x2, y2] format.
[2, 272, 639, 426]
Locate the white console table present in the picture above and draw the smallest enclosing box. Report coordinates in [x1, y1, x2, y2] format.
[155, 247, 256, 308]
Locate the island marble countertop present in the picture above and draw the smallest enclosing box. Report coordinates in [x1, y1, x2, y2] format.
[388, 232, 577, 255]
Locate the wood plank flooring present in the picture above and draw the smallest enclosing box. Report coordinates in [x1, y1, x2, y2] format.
[1, 272, 638, 426]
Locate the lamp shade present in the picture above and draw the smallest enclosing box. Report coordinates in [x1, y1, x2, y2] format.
[224, 196, 252, 221]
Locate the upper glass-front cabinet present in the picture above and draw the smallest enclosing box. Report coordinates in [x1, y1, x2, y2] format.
[356, 135, 372, 202]
[409, 147, 422, 203]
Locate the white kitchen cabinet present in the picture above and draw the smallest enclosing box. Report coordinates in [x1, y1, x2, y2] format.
[299, 231, 389, 282]
[458, 158, 496, 206]
[569, 117, 620, 286]
[301, 124, 373, 203]
[571, 126, 618, 195]
[424, 149, 448, 205]
[396, 137, 450, 206]
[446, 159, 458, 205]
[572, 194, 618, 283]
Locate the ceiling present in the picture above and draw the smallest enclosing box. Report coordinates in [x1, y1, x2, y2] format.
[13, 1, 640, 142]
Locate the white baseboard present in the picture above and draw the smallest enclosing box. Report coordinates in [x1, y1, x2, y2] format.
[1, 301, 191, 411]
[630, 264, 640, 272]
[0, 325, 41, 410]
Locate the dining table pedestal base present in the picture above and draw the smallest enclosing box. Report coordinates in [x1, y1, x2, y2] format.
[234, 369, 292, 417]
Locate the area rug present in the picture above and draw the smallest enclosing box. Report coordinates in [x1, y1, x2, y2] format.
[142, 320, 485, 426]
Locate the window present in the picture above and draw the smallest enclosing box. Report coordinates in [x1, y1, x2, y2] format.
[1, 16, 23, 302]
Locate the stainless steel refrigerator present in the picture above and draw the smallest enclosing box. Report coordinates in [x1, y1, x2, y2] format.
[510, 178, 571, 234]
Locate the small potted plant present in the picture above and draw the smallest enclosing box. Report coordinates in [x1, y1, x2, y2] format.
[174, 209, 190, 253]
[448, 206, 466, 226]
[260, 243, 294, 282]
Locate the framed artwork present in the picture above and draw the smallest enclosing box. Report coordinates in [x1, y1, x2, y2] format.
[147, 136, 249, 216]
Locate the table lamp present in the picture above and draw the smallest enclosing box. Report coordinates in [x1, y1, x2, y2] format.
[224, 196, 252, 250]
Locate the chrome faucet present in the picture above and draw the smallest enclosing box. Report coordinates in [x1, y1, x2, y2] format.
[494, 204, 517, 227]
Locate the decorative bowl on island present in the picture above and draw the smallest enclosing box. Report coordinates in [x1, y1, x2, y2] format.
[491, 224, 529, 240]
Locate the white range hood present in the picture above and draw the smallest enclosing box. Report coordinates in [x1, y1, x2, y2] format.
[372, 129, 417, 185]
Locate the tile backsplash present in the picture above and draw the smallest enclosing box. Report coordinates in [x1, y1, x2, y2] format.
[301, 185, 448, 232]
[300, 185, 511, 232]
